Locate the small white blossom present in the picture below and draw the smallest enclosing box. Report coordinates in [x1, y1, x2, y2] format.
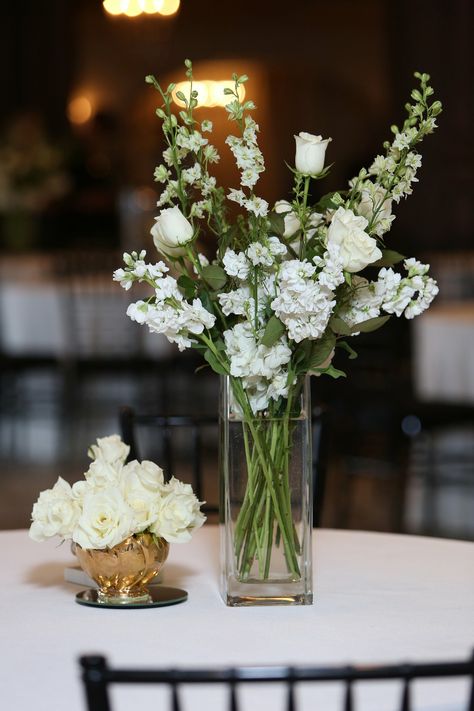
[246, 242, 273, 267]
[182, 162, 202, 185]
[245, 196, 269, 217]
[222, 249, 250, 280]
[201, 120, 213, 133]
[227, 188, 246, 206]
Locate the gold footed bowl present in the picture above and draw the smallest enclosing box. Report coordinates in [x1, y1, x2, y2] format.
[74, 533, 169, 605]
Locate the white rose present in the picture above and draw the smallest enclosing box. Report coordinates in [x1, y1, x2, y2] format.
[326, 207, 382, 273]
[84, 459, 121, 490]
[150, 478, 205, 543]
[357, 185, 392, 222]
[29, 477, 80, 542]
[88, 434, 129, 466]
[120, 463, 160, 532]
[151, 206, 194, 257]
[72, 487, 133, 550]
[274, 200, 301, 238]
[294, 132, 332, 176]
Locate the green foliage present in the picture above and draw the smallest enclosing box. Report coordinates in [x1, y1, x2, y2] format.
[201, 265, 227, 290]
[204, 348, 228, 375]
[372, 250, 405, 267]
[351, 315, 391, 333]
[307, 332, 336, 370]
[261, 316, 285, 348]
[336, 340, 358, 359]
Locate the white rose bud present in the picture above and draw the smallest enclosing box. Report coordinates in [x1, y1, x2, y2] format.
[151, 205, 194, 257]
[88, 434, 129, 466]
[294, 132, 332, 176]
[274, 200, 301, 238]
[326, 207, 382, 273]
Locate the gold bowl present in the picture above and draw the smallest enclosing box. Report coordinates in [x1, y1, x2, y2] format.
[74, 533, 169, 605]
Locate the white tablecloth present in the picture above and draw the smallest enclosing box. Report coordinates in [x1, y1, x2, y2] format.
[413, 302, 474, 404]
[1, 526, 473, 711]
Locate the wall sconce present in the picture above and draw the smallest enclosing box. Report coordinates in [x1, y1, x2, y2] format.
[103, 0, 180, 17]
[172, 81, 245, 109]
[67, 96, 94, 125]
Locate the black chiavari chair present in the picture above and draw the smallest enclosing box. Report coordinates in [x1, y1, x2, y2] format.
[80, 653, 474, 711]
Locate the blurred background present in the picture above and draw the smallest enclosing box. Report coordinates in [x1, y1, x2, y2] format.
[1, 0, 473, 537]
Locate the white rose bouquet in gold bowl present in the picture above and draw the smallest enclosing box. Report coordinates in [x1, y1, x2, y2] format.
[114, 62, 442, 605]
[29, 435, 205, 605]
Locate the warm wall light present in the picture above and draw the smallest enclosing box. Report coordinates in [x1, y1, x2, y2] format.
[102, 0, 179, 17]
[172, 81, 245, 108]
[67, 96, 93, 125]
[159, 0, 180, 15]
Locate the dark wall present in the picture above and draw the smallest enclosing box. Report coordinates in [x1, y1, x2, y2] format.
[1, 0, 472, 251]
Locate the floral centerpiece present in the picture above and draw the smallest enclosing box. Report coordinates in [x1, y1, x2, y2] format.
[114, 62, 441, 605]
[29, 435, 205, 603]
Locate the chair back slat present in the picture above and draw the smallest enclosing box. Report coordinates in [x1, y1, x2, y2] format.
[80, 656, 112, 711]
[400, 677, 411, 711]
[229, 681, 239, 711]
[286, 679, 295, 711]
[468, 650, 474, 711]
[343, 679, 353, 711]
[192, 426, 203, 502]
[171, 682, 181, 711]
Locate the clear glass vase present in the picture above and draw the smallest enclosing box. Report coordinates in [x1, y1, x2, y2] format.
[219, 376, 313, 606]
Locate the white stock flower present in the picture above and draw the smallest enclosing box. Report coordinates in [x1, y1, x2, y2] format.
[151, 478, 205, 543]
[271, 260, 336, 342]
[126, 300, 149, 324]
[294, 132, 331, 175]
[88, 434, 129, 466]
[326, 207, 382, 273]
[222, 249, 250, 280]
[246, 242, 273, 267]
[218, 286, 253, 317]
[201, 120, 213, 133]
[29, 477, 80, 542]
[151, 206, 194, 257]
[73, 487, 133, 550]
[113, 268, 134, 290]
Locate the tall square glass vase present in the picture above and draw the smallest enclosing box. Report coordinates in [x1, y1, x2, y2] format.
[219, 376, 313, 606]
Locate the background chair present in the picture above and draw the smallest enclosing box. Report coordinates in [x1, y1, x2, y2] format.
[119, 404, 329, 525]
[79, 653, 474, 711]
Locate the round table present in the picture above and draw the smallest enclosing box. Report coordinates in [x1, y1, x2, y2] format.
[1, 526, 473, 711]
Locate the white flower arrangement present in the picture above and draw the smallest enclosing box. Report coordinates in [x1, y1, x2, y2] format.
[29, 435, 206, 549]
[114, 64, 441, 415]
[113, 62, 442, 581]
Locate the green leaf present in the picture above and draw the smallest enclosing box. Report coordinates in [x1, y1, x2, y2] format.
[268, 211, 285, 237]
[371, 250, 406, 267]
[308, 332, 336, 370]
[351, 315, 391, 333]
[329, 316, 352, 336]
[177, 274, 196, 298]
[261, 316, 285, 348]
[197, 289, 215, 316]
[337, 340, 358, 359]
[204, 348, 228, 375]
[201, 265, 227, 290]
[314, 364, 347, 379]
[314, 191, 344, 213]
